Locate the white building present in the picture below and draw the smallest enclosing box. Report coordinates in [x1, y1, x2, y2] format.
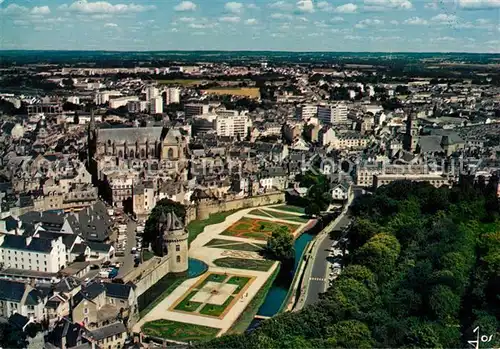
[317, 103, 348, 125]
[145, 86, 159, 101]
[0, 234, 67, 273]
[150, 96, 163, 114]
[165, 88, 180, 105]
[296, 104, 318, 120]
[67, 96, 80, 105]
[109, 96, 139, 109]
[215, 111, 251, 138]
[185, 104, 210, 117]
[0, 279, 46, 320]
[94, 91, 121, 105]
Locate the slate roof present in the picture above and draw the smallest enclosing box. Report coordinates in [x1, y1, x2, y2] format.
[87, 322, 126, 341]
[3, 216, 18, 232]
[98, 126, 163, 143]
[26, 289, 43, 306]
[1, 235, 53, 253]
[418, 136, 444, 154]
[54, 277, 81, 294]
[71, 243, 88, 254]
[19, 211, 65, 228]
[74, 282, 105, 306]
[87, 242, 112, 253]
[104, 283, 133, 300]
[67, 201, 112, 242]
[9, 313, 30, 330]
[0, 279, 27, 302]
[47, 319, 83, 349]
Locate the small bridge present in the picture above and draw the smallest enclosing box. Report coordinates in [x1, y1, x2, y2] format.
[254, 315, 271, 320]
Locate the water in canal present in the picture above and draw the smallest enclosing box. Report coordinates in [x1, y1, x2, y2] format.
[256, 232, 315, 317]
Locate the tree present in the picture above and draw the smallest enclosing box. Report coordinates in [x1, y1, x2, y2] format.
[266, 226, 294, 262]
[326, 320, 374, 349]
[305, 203, 321, 217]
[144, 198, 186, 247]
[353, 233, 400, 276]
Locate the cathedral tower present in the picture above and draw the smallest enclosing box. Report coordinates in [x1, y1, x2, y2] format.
[403, 111, 419, 152]
[87, 109, 98, 181]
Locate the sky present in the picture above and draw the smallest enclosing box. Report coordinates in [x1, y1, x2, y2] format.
[0, 0, 499, 52]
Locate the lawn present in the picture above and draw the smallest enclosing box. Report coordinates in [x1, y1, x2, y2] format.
[213, 257, 275, 272]
[196, 272, 228, 289]
[205, 239, 265, 252]
[273, 205, 306, 214]
[226, 276, 251, 294]
[142, 319, 220, 342]
[249, 209, 309, 223]
[139, 275, 187, 318]
[187, 210, 237, 245]
[199, 296, 235, 317]
[202, 87, 260, 99]
[174, 291, 202, 312]
[221, 217, 299, 241]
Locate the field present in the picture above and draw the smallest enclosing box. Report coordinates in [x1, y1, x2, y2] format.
[187, 210, 237, 245]
[221, 217, 299, 241]
[156, 79, 208, 86]
[142, 319, 220, 342]
[213, 257, 275, 272]
[204, 238, 265, 252]
[171, 272, 253, 318]
[248, 209, 309, 223]
[202, 87, 260, 99]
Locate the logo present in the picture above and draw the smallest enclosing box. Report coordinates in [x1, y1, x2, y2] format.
[468, 326, 494, 349]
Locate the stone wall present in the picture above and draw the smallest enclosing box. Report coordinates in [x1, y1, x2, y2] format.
[125, 256, 172, 297]
[186, 192, 285, 223]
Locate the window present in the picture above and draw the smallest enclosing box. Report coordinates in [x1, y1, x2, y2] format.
[175, 244, 180, 252]
[84, 308, 88, 314]
[176, 256, 181, 263]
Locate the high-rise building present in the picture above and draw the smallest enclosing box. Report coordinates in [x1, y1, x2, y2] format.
[215, 111, 251, 138]
[185, 104, 210, 117]
[165, 88, 180, 105]
[146, 86, 159, 101]
[150, 96, 163, 114]
[317, 103, 348, 125]
[296, 104, 318, 120]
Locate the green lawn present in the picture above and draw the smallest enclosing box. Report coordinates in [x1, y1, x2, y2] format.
[227, 265, 281, 334]
[205, 273, 227, 283]
[221, 217, 299, 241]
[213, 258, 275, 272]
[205, 239, 265, 252]
[143, 250, 155, 261]
[273, 205, 306, 214]
[139, 275, 187, 318]
[199, 296, 235, 317]
[249, 209, 309, 223]
[142, 319, 220, 342]
[226, 276, 251, 294]
[174, 291, 202, 312]
[187, 210, 237, 245]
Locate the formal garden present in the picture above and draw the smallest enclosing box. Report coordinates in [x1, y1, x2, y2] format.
[171, 272, 254, 319]
[221, 217, 300, 240]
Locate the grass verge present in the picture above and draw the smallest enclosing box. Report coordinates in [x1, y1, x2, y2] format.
[205, 239, 265, 252]
[142, 319, 220, 342]
[174, 291, 202, 312]
[226, 264, 281, 334]
[187, 210, 238, 246]
[213, 257, 275, 272]
[273, 205, 306, 214]
[199, 296, 235, 317]
[226, 276, 251, 294]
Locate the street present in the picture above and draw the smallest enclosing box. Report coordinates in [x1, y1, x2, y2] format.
[304, 214, 350, 306]
[117, 218, 137, 279]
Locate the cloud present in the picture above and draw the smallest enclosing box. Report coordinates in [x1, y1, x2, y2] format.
[31, 6, 51, 15]
[270, 12, 294, 19]
[431, 36, 456, 42]
[269, 1, 294, 10]
[456, 0, 500, 9]
[331, 16, 345, 22]
[188, 22, 217, 29]
[404, 16, 428, 25]
[247, 3, 259, 9]
[219, 16, 240, 23]
[335, 3, 358, 13]
[345, 34, 363, 40]
[1, 4, 29, 15]
[59, 0, 155, 14]
[363, 0, 413, 10]
[245, 18, 258, 25]
[178, 17, 195, 22]
[424, 1, 439, 9]
[431, 13, 457, 23]
[225, 2, 244, 14]
[317, 1, 333, 11]
[390, 20, 399, 24]
[174, 1, 197, 11]
[355, 18, 384, 28]
[104, 22, 118, 27]
[297, 0, 315, 12]
[476, 18, 490, 24]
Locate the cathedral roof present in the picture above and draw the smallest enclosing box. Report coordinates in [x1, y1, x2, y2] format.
[98, 126, 164, 143]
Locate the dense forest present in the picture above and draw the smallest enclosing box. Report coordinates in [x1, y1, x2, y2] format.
[199, 177, 500, 348]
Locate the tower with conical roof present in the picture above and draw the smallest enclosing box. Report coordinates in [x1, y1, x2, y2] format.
[156, 211, 189, 273]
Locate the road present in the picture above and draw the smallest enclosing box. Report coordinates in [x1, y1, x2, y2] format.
[304, 214, 351, 306]
[117, 218, 137, 279]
